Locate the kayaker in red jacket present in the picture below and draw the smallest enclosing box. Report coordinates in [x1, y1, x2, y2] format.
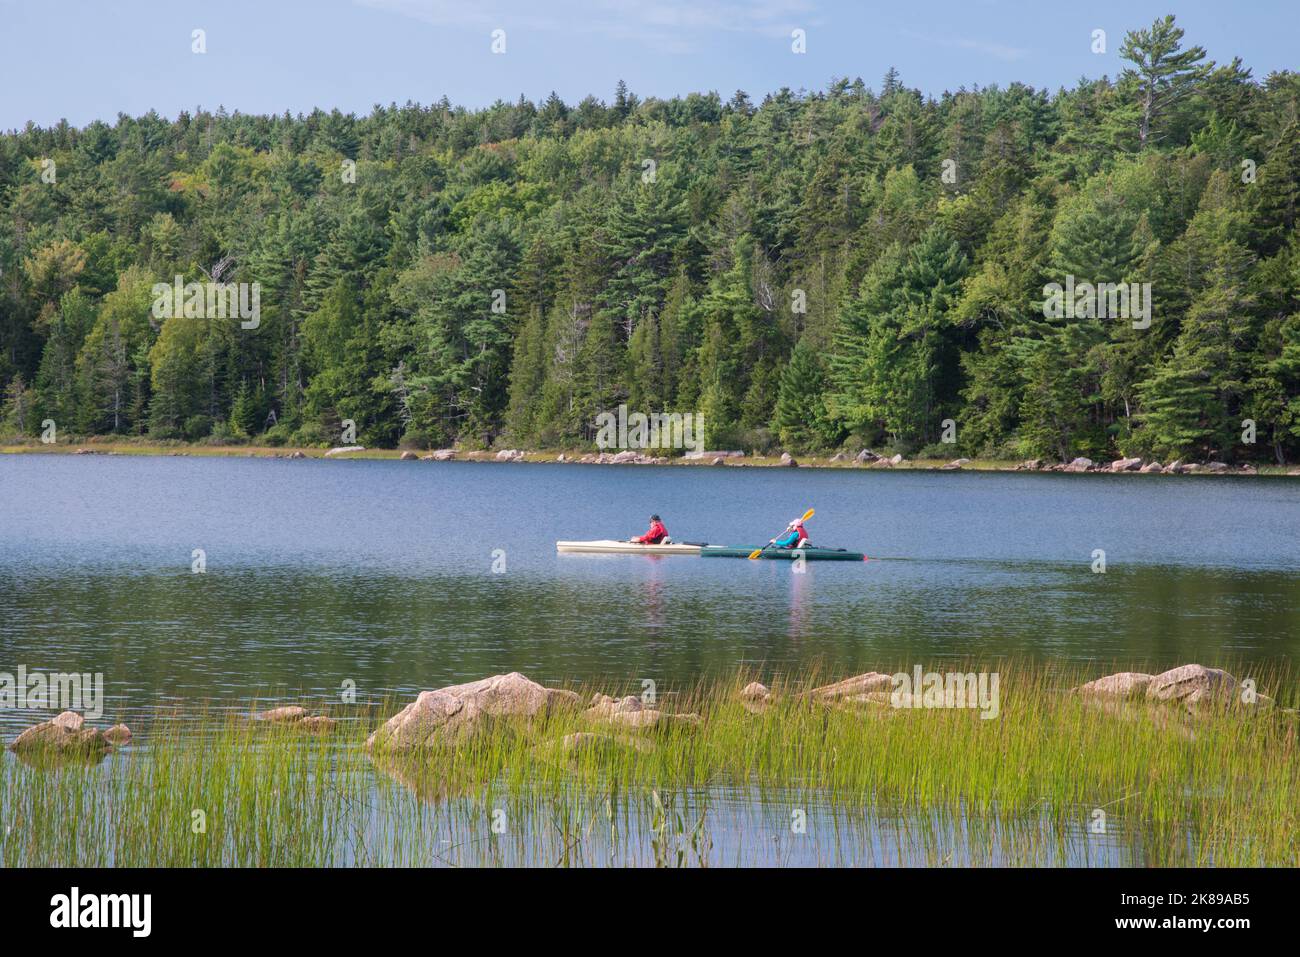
[631, 515, 668, 544]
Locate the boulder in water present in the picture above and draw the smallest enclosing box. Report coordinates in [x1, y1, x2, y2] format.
[9, 711, 108, 754]
[103, 724, 133, 745]
[254, 706, 308, 723]
[367, 673, 581, 751]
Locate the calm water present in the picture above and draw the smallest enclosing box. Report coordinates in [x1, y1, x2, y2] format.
[1, 454, 1298, 734]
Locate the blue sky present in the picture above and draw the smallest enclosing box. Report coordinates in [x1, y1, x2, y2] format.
[0, 0, 1294, 131]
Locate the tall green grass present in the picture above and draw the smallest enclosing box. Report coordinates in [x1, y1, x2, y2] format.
[2, 662, 1296, 866]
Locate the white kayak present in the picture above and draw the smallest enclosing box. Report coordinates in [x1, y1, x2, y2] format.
[556, 539, 703, 555]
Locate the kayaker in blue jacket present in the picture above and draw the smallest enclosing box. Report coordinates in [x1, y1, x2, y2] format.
[770, 517, 810, 549]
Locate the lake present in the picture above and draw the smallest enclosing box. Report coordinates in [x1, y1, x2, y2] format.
[1, 454, 1298, 737]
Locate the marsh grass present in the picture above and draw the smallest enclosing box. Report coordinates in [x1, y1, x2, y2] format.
[2, 661, 1296, 866]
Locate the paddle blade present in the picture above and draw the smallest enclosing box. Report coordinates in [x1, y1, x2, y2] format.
[801, 508, 814, 522]
[747, 548, 763, 559]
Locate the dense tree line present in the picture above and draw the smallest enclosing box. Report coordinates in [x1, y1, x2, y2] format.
[2, 16, 1298, 462]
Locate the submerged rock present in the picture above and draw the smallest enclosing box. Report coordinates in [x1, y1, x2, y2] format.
[584, 693, 699, 731]
[297, 715, 338, 733]
[1073, 672, 1154, 699]
[254, 706, 308, 723]
[586, 693, 643, 716]
[10, 711, 108, 754]
[251, 705, 338, 731]
[804, 673, 895, 700]
[102, 723, 132, 745]
[739, 681, 772, 714]
[367, 673, 581, 751]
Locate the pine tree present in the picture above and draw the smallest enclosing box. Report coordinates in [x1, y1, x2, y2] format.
[1, 373, 34, 435]
[830, 227, 966, 448]
[1119, 15, 1212, 148]
[228, 380, 260, 438]
[1136, 340, 1223, 459]
[774, 338, 840, 451]
[1252, 121, 1300, 256]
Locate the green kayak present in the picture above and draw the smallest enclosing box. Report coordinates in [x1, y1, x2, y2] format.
[701, 545, 866, 561]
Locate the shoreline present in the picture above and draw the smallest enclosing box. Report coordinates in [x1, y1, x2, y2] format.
[2, 438, 1298, 477]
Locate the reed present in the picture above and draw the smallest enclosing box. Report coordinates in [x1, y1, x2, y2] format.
[2, 661, 1296, 866]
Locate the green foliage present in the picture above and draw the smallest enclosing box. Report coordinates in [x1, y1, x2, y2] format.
[1, 16, 1298, 463]
[774, 338, 841, 450]
[829, 226, 967, 450]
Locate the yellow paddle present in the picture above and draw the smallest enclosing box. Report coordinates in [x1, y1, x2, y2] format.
[749, 508, 814, 559]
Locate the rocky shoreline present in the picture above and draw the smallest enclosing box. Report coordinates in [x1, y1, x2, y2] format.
[6, 439, 1297, 477]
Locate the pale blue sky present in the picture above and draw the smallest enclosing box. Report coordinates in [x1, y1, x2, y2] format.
[0, 0, 1294, 131]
